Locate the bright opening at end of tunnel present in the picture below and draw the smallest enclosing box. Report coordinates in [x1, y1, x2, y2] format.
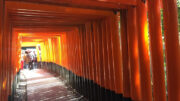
[18, 32, 64, 70]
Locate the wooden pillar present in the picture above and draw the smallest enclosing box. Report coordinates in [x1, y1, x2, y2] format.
[102, 20, 111, 90]
[120, 10, 131, 98]
[86, 23, 93, 81]
[127, 8, 141, 101]
[92, 21, 100, 85]
[97, 21, 104, 88]
[95, 21, 103, 87]
[79, 26, 86, 90]
[147, 0, 166, 100]
[106, 18, 115, 92]
[80, 26, 86, 78]
[84, 24, 89, 80]
[99, 20, 105, 88]
[136, 0, 152, 101]
[78, 28, 83, 77]
[89, 22, 96, 83]
[111, 13, 123, 95]
[2, 7, 9, 101]
[0, 0, 4, 100]
[162, 0, 180, 100]
[79, 26, 84, 76]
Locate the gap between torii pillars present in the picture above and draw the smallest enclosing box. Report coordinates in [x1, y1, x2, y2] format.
[147, 0, 166, 100]
[136, 0, 152, 101]
[162, 0, 180, 100]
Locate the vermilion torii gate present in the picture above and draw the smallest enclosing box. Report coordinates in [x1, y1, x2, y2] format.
[0, 0, 180, 101]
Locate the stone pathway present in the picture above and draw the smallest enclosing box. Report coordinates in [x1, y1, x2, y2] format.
[14, 70, 27, 101]
[20, 69, 87, 101]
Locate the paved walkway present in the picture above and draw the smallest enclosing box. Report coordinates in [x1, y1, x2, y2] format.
[21, 69, 87, 101]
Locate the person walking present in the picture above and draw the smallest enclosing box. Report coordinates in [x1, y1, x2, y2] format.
[23, 51, 31, 69]
[32, 51, 37, 69]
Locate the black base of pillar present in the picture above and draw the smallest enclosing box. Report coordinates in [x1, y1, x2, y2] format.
[123, 97, 132, 101]
[115, 93, 123, 101]
[8, 95, 12, 101]
[43, 62, 133, 101]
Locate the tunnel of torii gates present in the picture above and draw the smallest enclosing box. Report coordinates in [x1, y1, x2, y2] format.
[0, 0, 180, 101]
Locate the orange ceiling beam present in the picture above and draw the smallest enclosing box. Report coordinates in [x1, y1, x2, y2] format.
[6, 0, 136, 10]
[6, 1, 114, 16]
[6, 1, 116, 26]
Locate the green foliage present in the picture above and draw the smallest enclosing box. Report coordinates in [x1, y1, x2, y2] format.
[178, 8, 180, 32]
[177, 0, 180, 7]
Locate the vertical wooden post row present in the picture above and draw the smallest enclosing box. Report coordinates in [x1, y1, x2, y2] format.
[162, 0, 180, 100]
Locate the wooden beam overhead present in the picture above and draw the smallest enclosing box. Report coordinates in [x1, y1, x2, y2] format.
[6, 1, 115, 16]
[6, 0, 136, 10]
[6, 1, 116, 26]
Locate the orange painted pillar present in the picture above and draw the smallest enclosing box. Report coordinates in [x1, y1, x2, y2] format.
[77, 30, 81, 76]
[66, 33, 71, 70]
[2, 7, 10, 101]
[88, 22, 94, 81]
[74, 31, 77, 74]
[136, 0, 152, 101]
[120, 10, 131, 98]
[162, 0, 180, 100]
[70, 32, 73, 71]
[97, 21, 103, 87]
[106, 18, 115, 92]
[82, 24, 89, 82]
[85, 22, 92, 81]
[77, 29, 82, 77]
[111, 13, 123, 95]
[79, 26, 86, 78]
[147, 0, 166, 100]
[99, 20, 105, 88]
[101, 20, 111, 90]
[75, 31, 78, 75]
[82, 26, 88, 79]
[0, 0, 3, 100]
[89, 22, 96, 83]
[127, 8, 141, 101]
[92, 21, 99, 84]
[78, 27, 82, 76]
[94, 21, 101, 85]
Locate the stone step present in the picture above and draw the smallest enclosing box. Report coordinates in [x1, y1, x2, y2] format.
[20, 79, 26, 82]
[18, 82, 27, 89]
